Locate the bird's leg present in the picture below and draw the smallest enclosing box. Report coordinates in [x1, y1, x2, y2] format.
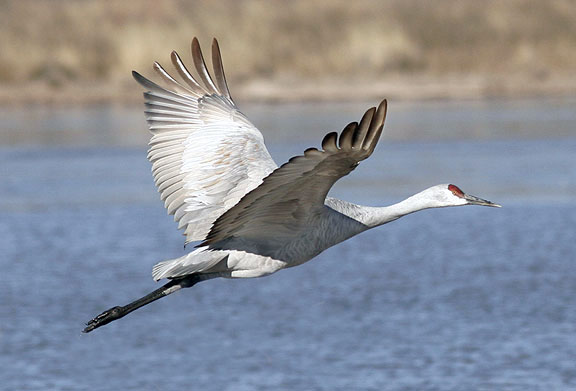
[83, 274, 202, 333]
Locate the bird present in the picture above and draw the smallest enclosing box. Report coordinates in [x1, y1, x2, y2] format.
[83, 38, 500, 333]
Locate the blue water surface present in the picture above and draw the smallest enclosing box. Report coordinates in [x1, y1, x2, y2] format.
[1, 99, 575, 390]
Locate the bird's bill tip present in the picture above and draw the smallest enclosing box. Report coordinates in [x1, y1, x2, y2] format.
[464, 194, 501, 208]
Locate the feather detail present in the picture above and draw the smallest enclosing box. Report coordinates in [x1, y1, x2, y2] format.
[133, 38, 277, 243]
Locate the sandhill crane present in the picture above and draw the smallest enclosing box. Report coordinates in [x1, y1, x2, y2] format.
[83, 38, 500, 333]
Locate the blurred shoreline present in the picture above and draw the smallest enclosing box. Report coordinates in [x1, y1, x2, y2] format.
[1, 73, 575, 106]
[2, 0, 575, 106]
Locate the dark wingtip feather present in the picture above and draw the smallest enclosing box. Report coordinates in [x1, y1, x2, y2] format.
[132, 70, 156, 90]
[211, 37, 232, 99]
[191, 37, 219, 94]
[339, 122, 357, 150]
[352, 107, 375, 149]
[321, 132, 339, 152]
[171, 49, 204, 93]
[363, 99, 388, 151]
[376, 99, 388, 125]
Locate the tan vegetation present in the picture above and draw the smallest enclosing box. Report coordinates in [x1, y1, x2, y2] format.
[1, 0, 575, 104]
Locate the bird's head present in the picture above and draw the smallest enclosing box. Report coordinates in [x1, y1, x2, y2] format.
[422, 184, 501, 208]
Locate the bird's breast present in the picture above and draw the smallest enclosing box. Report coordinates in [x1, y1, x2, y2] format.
[274, 208, 367, 267]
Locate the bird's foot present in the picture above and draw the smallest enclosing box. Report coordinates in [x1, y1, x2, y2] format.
[83, 305, 125, 333]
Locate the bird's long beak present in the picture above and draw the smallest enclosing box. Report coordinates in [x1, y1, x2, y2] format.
[464, 194, 501, 208]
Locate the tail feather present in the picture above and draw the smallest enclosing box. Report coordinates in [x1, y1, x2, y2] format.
[152, 247, 228, 281]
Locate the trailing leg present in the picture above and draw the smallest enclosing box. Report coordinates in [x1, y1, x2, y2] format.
[83, 274, 202, 333]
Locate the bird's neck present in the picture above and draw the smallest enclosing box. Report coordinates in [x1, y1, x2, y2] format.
[355, 192, 436, 228]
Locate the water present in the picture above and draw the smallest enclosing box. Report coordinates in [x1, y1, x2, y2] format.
[0, 98, 575, 390]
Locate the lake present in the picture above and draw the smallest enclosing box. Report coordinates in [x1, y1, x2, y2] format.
[0, 97, 575, 390]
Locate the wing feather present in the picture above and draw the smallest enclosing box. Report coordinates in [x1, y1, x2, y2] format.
[153, 62, 195, 95]
[170, 51, 205, 94]
[134, 38, 277, 244]
[191, 37, 220, 95]
[211, 38, 232, 99]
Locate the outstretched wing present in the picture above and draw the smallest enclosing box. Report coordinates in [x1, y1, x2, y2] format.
[133, 38, 277, 244]
[201, 100, 388, 248]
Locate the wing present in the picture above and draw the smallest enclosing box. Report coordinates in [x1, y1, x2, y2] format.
[133, 38, 277, 244]
[201, 100, 388, 249]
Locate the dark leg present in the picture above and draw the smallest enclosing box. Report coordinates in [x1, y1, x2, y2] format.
[83, 274, 202, 333]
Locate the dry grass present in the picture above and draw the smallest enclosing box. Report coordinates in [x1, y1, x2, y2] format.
[1, 0, 575, 102]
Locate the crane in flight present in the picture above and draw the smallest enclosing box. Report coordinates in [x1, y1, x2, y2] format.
[84, 38, 500, 333]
